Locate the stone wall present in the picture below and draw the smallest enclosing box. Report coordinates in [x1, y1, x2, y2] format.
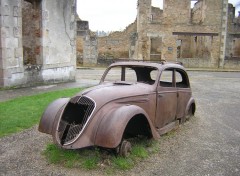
[98, 21, 137, 60]
[0, 0, 76, 87]
[0, 0, 24, 86]
[133, 0, 240, 69]
[83, 35, 98, 66]
[41, 0, 76, 83]
[76, 20, 137, 66]
[74, 0, 240, 69]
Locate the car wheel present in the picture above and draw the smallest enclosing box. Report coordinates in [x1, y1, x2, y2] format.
[119, 140, 132, 157]
[186, 105, 194, 121]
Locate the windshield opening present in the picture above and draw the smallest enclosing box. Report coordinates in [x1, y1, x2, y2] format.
[103, 66, 158, 85]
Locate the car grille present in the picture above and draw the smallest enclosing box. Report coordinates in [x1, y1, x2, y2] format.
[58, 96, 95, 145]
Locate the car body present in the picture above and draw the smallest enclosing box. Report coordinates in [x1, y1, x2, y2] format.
[39, 61, 195, 154]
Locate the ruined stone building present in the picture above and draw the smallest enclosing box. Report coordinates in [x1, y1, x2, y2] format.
[77, 0, 240, 69]
[76, 19, 98, 66]
[134, 0, 240, 68]
[0, 0, 76, 87]
[97, 21, 137, 64]
[76, 19, 137, 66]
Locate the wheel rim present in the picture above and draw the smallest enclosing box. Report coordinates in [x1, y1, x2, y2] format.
[119, 140, 132, 157]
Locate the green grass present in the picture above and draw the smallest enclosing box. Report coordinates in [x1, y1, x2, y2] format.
[43, 137, 160, 172]
[0, 88, 82, 137]
[112, 156, 134, 170]
[43, 144, 101, 169]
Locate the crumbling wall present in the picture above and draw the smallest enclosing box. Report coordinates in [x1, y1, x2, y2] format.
[83, 36, 98, 66]
[225, 4, 240, 60]
[98, 21, 137, 60]
[76, 20, 89, 65]
[191, 0, 204, 24]
[151, 7, 163, 22]
[162, 0, 190, 24]
[76, 20, 98, 66]
[134, 0, 225, 68]
[177, 35, 212, 59]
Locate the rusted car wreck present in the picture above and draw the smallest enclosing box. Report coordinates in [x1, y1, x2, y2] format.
[39, 61, 195, 156]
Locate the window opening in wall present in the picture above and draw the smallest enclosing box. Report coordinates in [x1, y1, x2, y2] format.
[191, 0, 198, 9]
[151, 0, 164, 22]
[176, 40, 182, 58]
[232, 38, 240, 58]
[22, 0, 42, 66]
[176, 35, 212, 59]
[152, 0, 163, 9]
[150, 37, 162, 61]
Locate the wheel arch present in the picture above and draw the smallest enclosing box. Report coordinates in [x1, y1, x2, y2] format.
[94, 105, 159, 148]
[186, 97, 196, 116]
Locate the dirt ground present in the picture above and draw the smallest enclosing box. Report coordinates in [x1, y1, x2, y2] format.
[1, 69, 240, 176]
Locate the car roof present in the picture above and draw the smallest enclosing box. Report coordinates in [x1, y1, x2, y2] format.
[109, 61, 186, 71]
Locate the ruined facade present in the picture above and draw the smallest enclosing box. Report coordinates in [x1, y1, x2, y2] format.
[76, 20, 98, 66]
[0, 0, 76, 87]
[133, 0, 240, 68]
[98, 21, 137, 61]
[76, 20, 137, 66]
[77, 0, 239, 69]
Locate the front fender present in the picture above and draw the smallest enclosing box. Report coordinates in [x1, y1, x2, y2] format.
[94, 105, 159, 148]
[38, 98, 70, 135]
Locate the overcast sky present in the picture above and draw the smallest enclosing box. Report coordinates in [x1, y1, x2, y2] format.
[77, 0, 240, 32]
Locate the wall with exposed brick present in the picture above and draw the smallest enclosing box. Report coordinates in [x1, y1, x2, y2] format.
[0, 0, 76, 87]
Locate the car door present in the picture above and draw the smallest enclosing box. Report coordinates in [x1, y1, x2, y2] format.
[155, 68, 178, 129]
[175, 69, 192, 120]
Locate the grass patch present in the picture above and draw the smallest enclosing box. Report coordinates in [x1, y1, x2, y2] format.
[43, 137, 160, 172]
[0, 88, 82, 137]
[112, 156, 134, 170]
[43, 144, 101, 169]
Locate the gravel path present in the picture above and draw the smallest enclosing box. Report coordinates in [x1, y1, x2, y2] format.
[1, 71, 240, 176]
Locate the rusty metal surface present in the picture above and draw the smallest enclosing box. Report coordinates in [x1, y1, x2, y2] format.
[38, 61, 195, 150]
[38, 98, 70, 134]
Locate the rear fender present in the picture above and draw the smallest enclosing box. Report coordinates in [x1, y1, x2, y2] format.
[38, 98, 70, 135]
[94, 105, 159, 148]
[185, 97, 196, 115]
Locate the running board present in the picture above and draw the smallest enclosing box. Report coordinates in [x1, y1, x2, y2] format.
[157, 121, 179, 135]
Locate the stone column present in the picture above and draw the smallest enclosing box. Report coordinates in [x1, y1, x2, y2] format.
[219, 0, 228, 68]
[135, 0, 152, 60]
[0, 0, 25, 87]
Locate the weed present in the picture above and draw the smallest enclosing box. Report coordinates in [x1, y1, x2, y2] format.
[111, 157, 134, 170]
[131, 145, 148, 159]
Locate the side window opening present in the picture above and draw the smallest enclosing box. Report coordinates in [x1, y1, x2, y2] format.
[175, 70, 190, 88]
[160, 69, 173, 87]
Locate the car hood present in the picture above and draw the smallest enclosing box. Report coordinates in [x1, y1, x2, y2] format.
[74, 83, 154, 107]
